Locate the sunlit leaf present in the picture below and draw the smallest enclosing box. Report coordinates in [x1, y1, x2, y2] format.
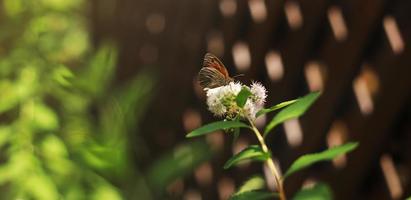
[0, 80, 20, 113]
[0, 66, 39, 113]
[0, 151, 36, 184]
[235, 175, 265, 195]
[53, 65, 74, 86]
[0, 0, 134, 199]
[27, 102, 59, 131]
[41, 135, 68, 158]
[3, 0, 25, 17]
[25, 174, 59, 200]
[186, 121, 250, 138]
[230, 191, 276, 200]
[0, 126, 11, 148]
[80, 147, 112, 170]
[91, 183, 122, 200]
[293, 183, 333, 200]
[284, 142, 358, 179]
[264, 92, 321, 136]
[40, 0, 82, 11]
[236, 87, 252, 108]
[256, 99, 298, 117]
[224, 145, 270, 169]
[18, 66, 39, 92]
[40, 135, 72, 177]
[65, 185, 85, 200]
[62, 29, 89, 60]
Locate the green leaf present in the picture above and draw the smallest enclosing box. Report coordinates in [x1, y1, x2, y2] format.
[284, 142, 359, 179]
[76, 43, 117, 97]
[147, 141, 213, 190]
[232, 116, 241, 145]
[0, 126, 11, 148]
[293, 183, 333, 200]
[102, 73, 155, 137]
[264, 92, 321, 136]
[41, 135, 69, 158]
[52, 65, 74, 87]
[186, 121, 250, 138]
[236, 87, 253, 108]
[26, 102, 59, 131]
[0, 80, 20, 113]
[91, 183, 122, 200]
[224, 145, 270, 169]
[235, 175, 266, 195]
[230, 191, 277, 200]
[256, 99, 298, 117]
[25, 174, 59, 200]
[232, 127, 240, 145]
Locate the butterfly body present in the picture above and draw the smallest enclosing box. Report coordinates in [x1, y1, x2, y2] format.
[198, 53, 233, 89]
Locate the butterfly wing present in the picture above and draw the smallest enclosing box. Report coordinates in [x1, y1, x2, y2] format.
[198, 67, 229, 89]
[203, 53, 230, 78]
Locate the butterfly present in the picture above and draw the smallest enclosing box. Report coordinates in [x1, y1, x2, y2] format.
[198, 53, 234, 89]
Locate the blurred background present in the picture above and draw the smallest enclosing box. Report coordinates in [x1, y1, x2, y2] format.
[0, 0, 410, 199]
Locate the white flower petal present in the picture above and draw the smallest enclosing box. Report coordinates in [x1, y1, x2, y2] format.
[205, 81, 267, 119]
[251, 81, 267, 106]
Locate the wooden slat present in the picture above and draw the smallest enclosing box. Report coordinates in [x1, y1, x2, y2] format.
[285, 0, 386, 196]
[329, 28, 411, 200]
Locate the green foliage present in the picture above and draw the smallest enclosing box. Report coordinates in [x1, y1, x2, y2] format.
[75, 43, 118, 97]
[227, 160, 277, 200]
[293, 183, 333, 200]
[52, 65, 74, 86]
[0, 0, 167, 199]
[232, 117, 242, 145]
[256, 99, 298, 117]
[147, 141, 213, 192]
[236, 87, 253, 108]
[234, 175, 266, 194]
[91, 183, 123, 200]
[0, 127, 11, 148]
[284, 142, 359, 179]
[230, 174, 275, 200]
[24, 173, 60, 200]
[187, 87, 358, 199]
[29, 101, 60, 131]
[264, 92, 321, 136]
[224, 146, 270, 169]
[230, 191, 277, 200]
[186, 121, 250, 138]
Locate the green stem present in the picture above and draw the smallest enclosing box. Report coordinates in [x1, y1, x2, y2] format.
[248, 117, 286, 200]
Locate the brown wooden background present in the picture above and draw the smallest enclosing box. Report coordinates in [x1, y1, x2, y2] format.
[91, 0, 411, 199]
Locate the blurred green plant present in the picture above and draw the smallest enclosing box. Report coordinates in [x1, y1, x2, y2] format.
[187, 80, 359, 200]
[0, 0, 215, 199]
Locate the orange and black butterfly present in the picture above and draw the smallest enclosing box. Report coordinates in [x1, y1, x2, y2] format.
[198, 53, 234, 89]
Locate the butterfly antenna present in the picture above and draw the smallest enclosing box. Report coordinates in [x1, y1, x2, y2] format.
[233, 74, 245, 78]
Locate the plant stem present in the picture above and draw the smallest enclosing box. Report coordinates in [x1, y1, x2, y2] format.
[248, 117, 286, 200]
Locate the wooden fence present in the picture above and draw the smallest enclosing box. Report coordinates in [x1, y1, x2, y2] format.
[92, 0, 411, 199]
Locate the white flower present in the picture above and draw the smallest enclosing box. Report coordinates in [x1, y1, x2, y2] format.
[206, 82, 242, 117]
[250, 81, 267, 107]
[205, 81, 267, 120]
[243, 100, 257, 120]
